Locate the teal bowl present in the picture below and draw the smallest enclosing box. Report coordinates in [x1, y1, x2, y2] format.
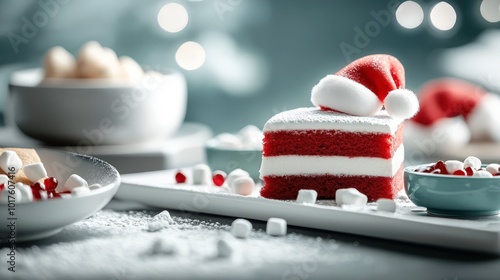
[205, 140, 262, 181]
[404, 164, 500, 217]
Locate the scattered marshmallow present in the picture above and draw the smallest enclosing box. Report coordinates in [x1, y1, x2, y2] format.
[231, 176, 255, 196]
[0, 151, 23, 174]
[474, 170, 493, 178]
[296, 189, 318, 204]
[15, 183, 33, 203]
[216, 238, 235, 259]
[192, 164, 212, 185]
[486, 163, 500, 175]
[376, 199, 397, 213]
[149, 238, 178, 256]
[226, 169, 250, 188]
[266, 217, 287, 236]
[444, 160, 464, 174]
[336, 188, 367, 208]
[23, 162, 48, 183]
[231, 219, 252, 239]
[72, 186, 90, 196]
[57, 174, 88, 192]
[89, 183, 103, 190]
[148, 210, 175, 232]
[464, 156, 481, 170]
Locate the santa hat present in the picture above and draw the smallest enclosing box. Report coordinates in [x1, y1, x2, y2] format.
[410, 78, 500, 142]
[311, 54, 419, 119]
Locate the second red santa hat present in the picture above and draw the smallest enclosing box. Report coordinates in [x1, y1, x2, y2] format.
[311, 54, 419, 119]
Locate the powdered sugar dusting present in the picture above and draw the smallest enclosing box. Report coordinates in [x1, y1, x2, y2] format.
[264, 107, 402, 134]
[0, 209, 346, 279]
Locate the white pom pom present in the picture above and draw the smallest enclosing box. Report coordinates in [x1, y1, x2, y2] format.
[384, 89, 419, 120]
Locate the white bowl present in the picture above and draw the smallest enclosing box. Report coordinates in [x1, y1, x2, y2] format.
[0, 148, 120, 242]
[8, 68, 186, 145]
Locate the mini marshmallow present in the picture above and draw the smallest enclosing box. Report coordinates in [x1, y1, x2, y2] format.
[230, 219, 252, 239]
[226, 169, 250, 188]
[192, 164, 212, 185]
[376, 199, 397, 213]
[474, 170, 493, 178]
[238, 125, 264, 149]
[15, 183, 33, 203]
[214, 133, 242, 149]
[44, 46, 76, 78]
[23, 162, 47, 183]
[0, 174, 8, 188]
[0, 187, 22, 204]
[77, 41, 121, 79]
[148, 210, 175, 231]
[150, 238, 178, 256]
[216, 238, 234, 258]
[486, 163, 500, 175]
[464, 156, 481, 170]
[119, 56, 144, 82]
[57, 174, 88, 192]
[336, 188, 367, 207]
[89, 183, 103, 190]
[445, 160, 464, 174]
[266, 217, 287, 236]
[231, 176, 255, 196]
[296, 189, 318, 204]
[72, 186, 90, 196]
[0, 151, 23, 174]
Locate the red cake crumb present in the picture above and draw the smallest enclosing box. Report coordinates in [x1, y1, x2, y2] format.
[263, 125, 403, 159]
[260, 165, 404, 201]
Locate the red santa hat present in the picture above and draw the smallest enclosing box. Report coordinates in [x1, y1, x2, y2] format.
[311, 54, 419, 119]
[410, 78, 500, 142]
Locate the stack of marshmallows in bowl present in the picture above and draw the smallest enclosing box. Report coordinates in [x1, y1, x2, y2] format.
[9, 41, 187, 146]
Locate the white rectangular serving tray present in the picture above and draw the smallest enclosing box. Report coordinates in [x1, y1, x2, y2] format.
[116, 169, 500, 255]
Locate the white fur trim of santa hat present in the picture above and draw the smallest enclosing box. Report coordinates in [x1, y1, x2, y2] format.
[384, 89, 420, 120]
[311, 75, 382, 116]
[404, 116, 471, 153]
[466, 93, 500, 142]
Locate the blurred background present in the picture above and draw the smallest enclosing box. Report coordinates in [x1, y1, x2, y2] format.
[0, 0, 499, 133]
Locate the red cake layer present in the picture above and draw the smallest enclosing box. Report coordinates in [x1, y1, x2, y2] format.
[260, 164, 404, 201]
[263, 125, 403, 159]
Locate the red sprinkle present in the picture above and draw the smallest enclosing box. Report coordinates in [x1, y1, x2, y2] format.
[212, 171, 226, 187]
[44, 177, 58, 193]
[453, 169, 466, 176]
[175, 171, 187, 184]
[0, 183, 4, 192]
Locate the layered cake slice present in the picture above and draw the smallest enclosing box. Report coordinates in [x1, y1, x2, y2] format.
[260, 108, 404, 200]
[259, 54, 419, 201]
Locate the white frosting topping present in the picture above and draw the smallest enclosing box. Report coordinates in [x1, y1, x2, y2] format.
[264, 108, 403, 134]
[260, 145, 404, 178]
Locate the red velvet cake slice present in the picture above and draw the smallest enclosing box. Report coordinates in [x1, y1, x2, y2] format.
[259, 108, 404, 201]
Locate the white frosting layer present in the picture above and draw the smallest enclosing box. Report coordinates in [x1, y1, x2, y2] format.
[260, 145, 404, 178]
[264, 108, 403, 134]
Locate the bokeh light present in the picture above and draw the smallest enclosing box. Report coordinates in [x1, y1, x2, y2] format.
[480, 0, 500, 23]
[430, 2, 457, 31]
[396, 1, 424, 29]
[175, 41, 206, 70]
[157, 3, 189, 33]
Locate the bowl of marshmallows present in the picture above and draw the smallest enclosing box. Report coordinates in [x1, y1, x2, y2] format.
[9, 41, 186, 145]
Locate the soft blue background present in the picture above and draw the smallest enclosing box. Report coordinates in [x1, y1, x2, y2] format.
[0, 0, 495, 132]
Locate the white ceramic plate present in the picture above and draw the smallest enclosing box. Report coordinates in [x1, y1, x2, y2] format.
[117, 169, 500, 255]
[0, 149, 120, 242]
